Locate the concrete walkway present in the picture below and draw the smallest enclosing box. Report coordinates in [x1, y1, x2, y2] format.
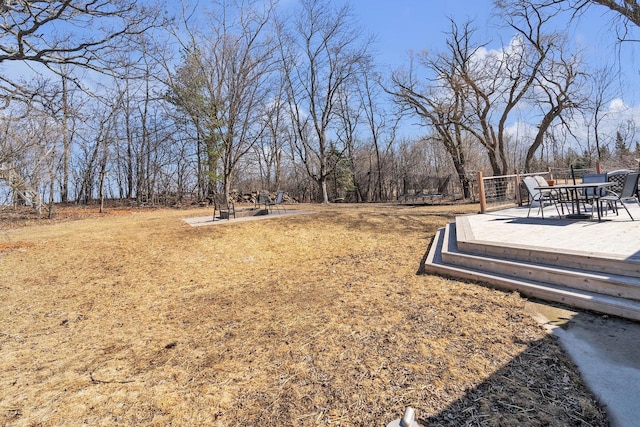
[183, 209, 316, 227]
[526, 302, 640, 427]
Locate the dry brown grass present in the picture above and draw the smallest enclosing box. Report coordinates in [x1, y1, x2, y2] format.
[0, 203, 607, 426]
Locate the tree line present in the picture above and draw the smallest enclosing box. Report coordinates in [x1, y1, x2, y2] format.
[1, 0, 640, 210]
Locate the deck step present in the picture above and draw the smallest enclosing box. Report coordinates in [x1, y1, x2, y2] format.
[455, 216, 640, 278]
[442, 222, 640, 301]
[423, 223, 640, 321]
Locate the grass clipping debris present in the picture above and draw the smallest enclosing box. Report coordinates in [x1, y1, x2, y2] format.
[0, 204, 607, 426]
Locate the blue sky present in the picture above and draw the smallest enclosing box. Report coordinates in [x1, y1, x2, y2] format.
[344, 0, 640, 145]
[349, 0, 639, 94]
[351, 0, 494, 69]
[6, 0, 640, 147]
[7, 0, 637, 101]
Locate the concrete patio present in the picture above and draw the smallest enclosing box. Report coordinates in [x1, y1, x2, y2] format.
[184, 209, 315, 227]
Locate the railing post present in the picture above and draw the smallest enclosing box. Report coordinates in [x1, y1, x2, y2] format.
[478, 171, 486, 213]
[514, 169, 522, 207]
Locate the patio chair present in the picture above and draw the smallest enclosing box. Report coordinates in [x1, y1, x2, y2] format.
[606, 170, 634, 194]
[523, 176, 562, 219]
[580, 173, 607, 215]
[212, 192, 235, 221]
[597, 172, 640, 221]
[533, 175, 567, 214]
[266, 190, 286, 214]
[257, 191, 270, 209]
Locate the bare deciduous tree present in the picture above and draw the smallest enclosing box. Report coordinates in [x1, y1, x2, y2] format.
[389, 43, 478, 199]
[256, 75, 288, 191]
[498, 2, 586, 171]
[392, 8, 584, 183]
[0, 0, 167, 107]
[524, 48, 584, 171]
[357, 66, 398, 202]
[166, 0, 276, 204]
[277, 0, 371, 203]
[585, 65, 618, 162]
[495, 0, 640, 41]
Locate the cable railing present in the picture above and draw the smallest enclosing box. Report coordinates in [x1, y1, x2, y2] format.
[478, 171, 545, 213]
[477, 166, 601, 213]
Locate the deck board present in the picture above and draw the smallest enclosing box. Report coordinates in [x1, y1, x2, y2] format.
[467, 204, 640, 261]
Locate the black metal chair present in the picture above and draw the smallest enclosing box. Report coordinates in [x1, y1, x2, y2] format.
[257, 191, 270, 210]
[606, 170, 634, 195]
[212, 193, 235, 221]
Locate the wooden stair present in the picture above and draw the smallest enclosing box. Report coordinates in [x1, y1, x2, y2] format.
[422, 217, 640, 321]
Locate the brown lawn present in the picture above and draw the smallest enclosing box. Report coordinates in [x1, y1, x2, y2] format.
[0, 203, 607, 426]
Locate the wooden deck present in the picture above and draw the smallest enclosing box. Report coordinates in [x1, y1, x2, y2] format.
[423, 203, 640, 321]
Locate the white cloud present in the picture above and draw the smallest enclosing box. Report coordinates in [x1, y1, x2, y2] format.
[503, 96, 640, 159]
[609, 98, 628, 112]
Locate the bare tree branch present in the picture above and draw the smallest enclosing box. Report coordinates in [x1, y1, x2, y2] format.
[0, 0, 168, 107]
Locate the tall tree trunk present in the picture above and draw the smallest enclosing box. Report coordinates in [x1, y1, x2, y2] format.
[99, 138, 108, 213]
[524, 106, 562, 172]
[320, 177, 329, 204]
[79, 141, 100, 204]
[61, 75, 70, 203]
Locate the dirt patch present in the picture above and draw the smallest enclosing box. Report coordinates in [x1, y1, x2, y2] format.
[0, 204, 160, 230]
[0, 241, 35, 252]
[0, 203, 607, 425]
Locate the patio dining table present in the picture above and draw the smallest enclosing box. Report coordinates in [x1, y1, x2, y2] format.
[536, 182, 614, 220]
